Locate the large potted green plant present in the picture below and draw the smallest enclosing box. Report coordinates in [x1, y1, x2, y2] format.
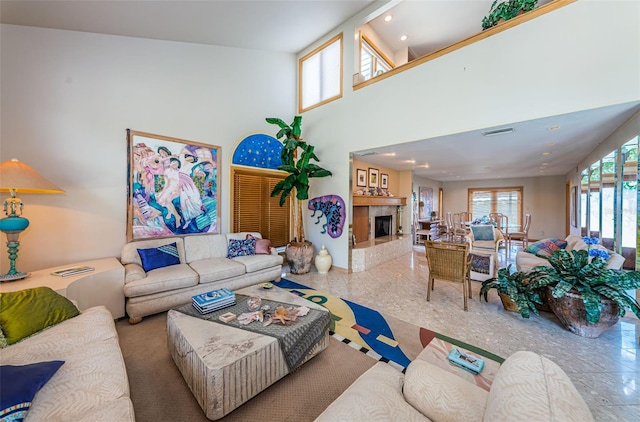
[480, 264, 546, 318]
[482, 0, 538, 30]
[266, 116, 332, 274]
[530, 237, 640, 338]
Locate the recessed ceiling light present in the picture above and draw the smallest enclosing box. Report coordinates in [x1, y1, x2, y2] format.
[545, 142, 555, 146]
[384, 15, 392, 22]
[481, 128, 514, 136]
[542, 152, 551, 155]
[400, 35, 408, 41]
[548, 126, 560, 130]
[404, 159, 415, 164]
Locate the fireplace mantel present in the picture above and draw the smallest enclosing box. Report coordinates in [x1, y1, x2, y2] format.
[353, 196, 406, 207]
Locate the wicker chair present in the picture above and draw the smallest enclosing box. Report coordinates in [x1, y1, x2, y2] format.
[424, 240, 472, 311]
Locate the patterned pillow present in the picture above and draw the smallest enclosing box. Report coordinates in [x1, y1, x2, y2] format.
[246, 234, 272, 255]
[227, 238, 256, 258]
[0, 287, 80, 345]
[525, 238, 568, 257]
[0, 361, 65, 421]
[137, 242, 180, 272]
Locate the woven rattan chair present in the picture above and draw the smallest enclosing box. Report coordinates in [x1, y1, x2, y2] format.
[424, 240, 472, 311]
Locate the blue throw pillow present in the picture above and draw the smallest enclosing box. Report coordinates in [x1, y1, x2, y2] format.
[227, 238, 256, 258]
[137, 242, 180, 272]
[0, 361, 64, 421]
[471, 225, 495, 241]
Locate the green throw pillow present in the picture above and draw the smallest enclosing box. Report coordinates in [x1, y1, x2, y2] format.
[0, 287, 80, 345]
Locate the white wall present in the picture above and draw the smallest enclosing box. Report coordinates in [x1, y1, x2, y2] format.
[300, 0, 639, 268]
[0, 24, 296, 272]
[443, 176, 567, 240]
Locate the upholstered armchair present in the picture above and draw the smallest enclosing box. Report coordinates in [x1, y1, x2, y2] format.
[467, 225, 504, 276]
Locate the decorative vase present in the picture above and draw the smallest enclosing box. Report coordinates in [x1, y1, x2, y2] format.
[315, 245, 332, 274]
[285, 241, 315, 274]
[498, 292, 519, 312]
[546, 287, 621, 338]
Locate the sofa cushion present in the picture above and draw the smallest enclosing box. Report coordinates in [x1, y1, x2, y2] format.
[525, 238, 567, 257]
[0, 360, 64, 421]
[315, 362, 429, 421]
[0, 287, 80, 345]
[137, 242, 180, 272]
[403, 359, 487, 422]
[123, 264, 198, 297]
[247, 234, 273, 255]
[227, 238, 256, 258]
[184, 234, 229, 263]
[231, 254, 284, 273]
[188, 258, 246, 284]
[484, 351, 593, 421]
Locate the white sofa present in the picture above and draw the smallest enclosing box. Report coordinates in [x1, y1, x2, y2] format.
[120, 232, 283, 323]
[516, 234, 625, 272]
[315, 350, 593, 422]
[0, 306, 135, 421]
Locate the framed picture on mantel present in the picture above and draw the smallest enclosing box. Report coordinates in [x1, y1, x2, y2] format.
[381, 173, 389, 189]
[368, 168, 379, 187]
[356, 168, 367, 187]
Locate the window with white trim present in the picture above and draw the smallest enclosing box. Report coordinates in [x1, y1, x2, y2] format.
[299, 33, 342, 112]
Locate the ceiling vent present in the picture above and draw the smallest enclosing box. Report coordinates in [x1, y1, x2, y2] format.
[482, 128, 514, 137]
[356, 151, 378, 156]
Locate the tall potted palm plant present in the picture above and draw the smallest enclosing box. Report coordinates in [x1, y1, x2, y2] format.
[266, 116, 332, 274]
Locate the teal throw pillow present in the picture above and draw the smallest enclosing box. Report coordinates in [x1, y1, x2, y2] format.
[0, 287, 80, 345]
[137, 242, 180, 272]
[471, 225, 495, 241]
[0, 360, 65, 420]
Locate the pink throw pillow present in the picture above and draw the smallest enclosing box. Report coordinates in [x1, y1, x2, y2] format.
[245, 234, 272, 255]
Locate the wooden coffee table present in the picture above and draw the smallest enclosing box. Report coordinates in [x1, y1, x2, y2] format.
[167, 284, 330, 420]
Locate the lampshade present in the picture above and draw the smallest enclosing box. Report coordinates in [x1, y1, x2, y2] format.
[0, 159, 64, 194]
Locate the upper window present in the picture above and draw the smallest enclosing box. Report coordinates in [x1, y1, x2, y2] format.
[299, 33, 343, 112]
[360, 34, 394, 81]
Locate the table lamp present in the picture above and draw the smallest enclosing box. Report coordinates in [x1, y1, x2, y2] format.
[0, 159, 64, 281]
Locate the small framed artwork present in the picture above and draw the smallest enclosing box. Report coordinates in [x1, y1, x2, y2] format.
[356, 168, 367, 187]
[570, 185, 578, 228]
[368, 168, 379, 187]
[381, 173, 389, 189]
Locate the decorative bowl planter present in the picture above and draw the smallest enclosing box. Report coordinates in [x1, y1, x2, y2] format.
[546, 287, 621, 338]
[498, 292, 519, 312]
[285, 241, 315, 274]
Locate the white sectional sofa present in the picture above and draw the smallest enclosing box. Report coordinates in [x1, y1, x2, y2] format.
[516, 234, 625, 272]
[315, 350, 593, 422]
[120, 232, 283, 323]
[1, 305, 135, 421]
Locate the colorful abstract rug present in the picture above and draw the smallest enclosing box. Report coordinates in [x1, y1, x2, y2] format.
[275, 278, 504, 391]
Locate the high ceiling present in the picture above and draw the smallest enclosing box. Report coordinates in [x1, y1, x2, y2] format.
[2, 0, 638, 181]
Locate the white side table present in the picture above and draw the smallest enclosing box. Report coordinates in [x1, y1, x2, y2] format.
[0, 257, 125, 319]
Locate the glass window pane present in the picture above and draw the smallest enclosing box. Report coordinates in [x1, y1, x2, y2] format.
[299, 34, 342, 111]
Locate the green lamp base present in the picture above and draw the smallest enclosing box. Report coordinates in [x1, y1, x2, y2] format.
[0, 271, 30, 282]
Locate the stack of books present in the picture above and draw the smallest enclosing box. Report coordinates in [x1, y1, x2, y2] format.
[192, 288, 236, 314]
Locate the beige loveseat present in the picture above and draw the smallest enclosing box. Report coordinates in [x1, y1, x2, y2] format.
[516, 234, 625, 272]
[316, 350, 593, 421]
[120, 232, 283, 323]
[1, 305, 135, 421]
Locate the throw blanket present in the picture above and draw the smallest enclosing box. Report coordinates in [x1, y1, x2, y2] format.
[174, 294, 331, 372]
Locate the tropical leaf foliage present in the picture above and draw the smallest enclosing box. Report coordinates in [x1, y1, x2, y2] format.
[479, 264, 545, 318]
[266, 116, 332, 241]
[529, 248, 640, 324]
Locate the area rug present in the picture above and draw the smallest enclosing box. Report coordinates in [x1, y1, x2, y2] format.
[275, 278, 504, 391]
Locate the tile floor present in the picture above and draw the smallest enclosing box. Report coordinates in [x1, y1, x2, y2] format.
[284, 243, 640, 421]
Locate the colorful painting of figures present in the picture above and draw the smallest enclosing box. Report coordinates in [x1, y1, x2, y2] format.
[127, 130, 220, 240]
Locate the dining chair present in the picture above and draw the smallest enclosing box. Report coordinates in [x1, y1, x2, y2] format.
[413, 213, 431, 244]
[508, 213, 531, 249]
[424, 240, 472, 311]
[489, 212, 509, 243]
[452, 212, 469, 240]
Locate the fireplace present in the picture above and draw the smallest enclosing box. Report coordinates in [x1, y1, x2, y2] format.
[374, 215, 393, 238]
